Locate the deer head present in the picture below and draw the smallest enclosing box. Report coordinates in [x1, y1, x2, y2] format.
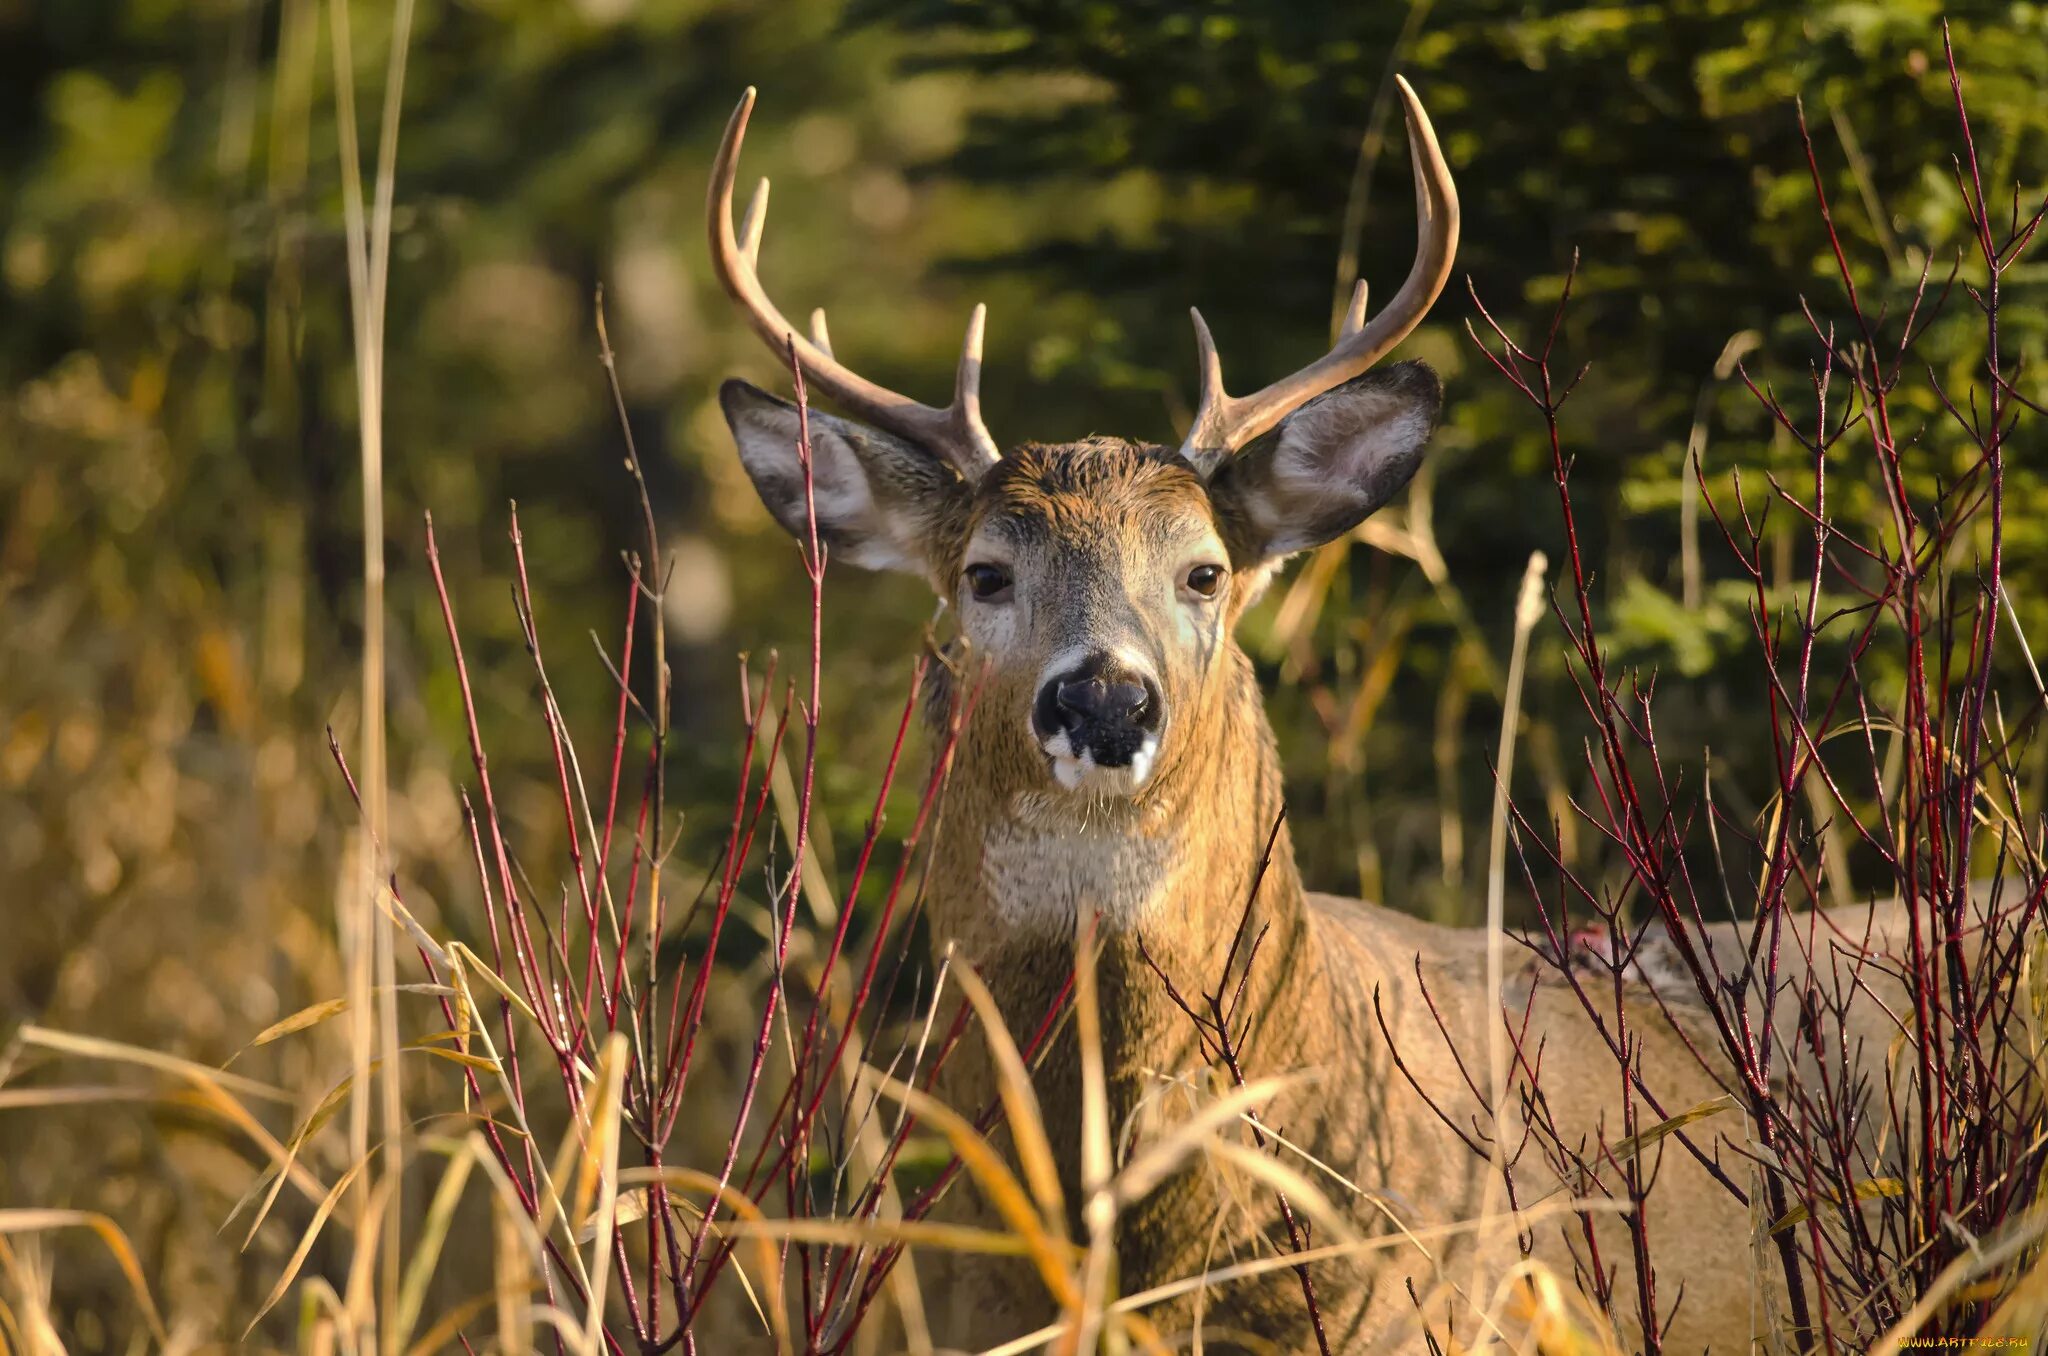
[712, 82, 1457, 807]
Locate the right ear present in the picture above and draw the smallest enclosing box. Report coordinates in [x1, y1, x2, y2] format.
[1206, 361, 1442, 564]
[720, 379, 965, 579]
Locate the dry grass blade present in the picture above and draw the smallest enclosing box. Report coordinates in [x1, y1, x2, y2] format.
[1110, 1073, 1303, 1211]
[493, 1190, 535, 1356]
[0, 1210, 169, 1344]
[235, 1042, 485, 1252]
[615, 1165, 793, 1353]
[1516, 1094, 1739, 1210]
[246, 997, 351, 1050]
[327, 0, 419, 1331]
[342, 1172, 396, 1337]
[234, 1066, 364, 1249]
[446, 941, 544, 1028]
[0, 1238, 55, 1356]
[1488, 1262, 1626, 1356]
[1974, 1231, 2048, 1347]
[571, 1034, 629, 1242]
[1199, 1141, 1360, 1249]
[863, 1068, 1083, 1310]
[0, 1086, 162, 1111]
[242, 1156, 369, 1336]
[441, 958, 587, 1295]
[229, 984, 455, 1065]
[405, 1286, 505, 1356]
[575, 1174, 741, 1242]
[529, 1066, 593, 1256]
[532, 1306, 600, 1348]
[393, 1140, 478, 1350]
[462, 1127, 564, 1339]
[953, 962, 1066, 1224]
[294, 1277, 351, 1355]
[18, 1024, 288, 1104]
[1870, 1206, 2048, 1354]
[20, 1023, 335, 1230]
[0, 1236, 65, 1356]
[722, 1216, 1072, 1259]
[189, 1074, 334, 1216]
[1768, 1177, 1904, 1235]
[403, 1040, 498, 1074]
[376, 880, 451, 969]
[768, 734, 839, 927]
[574, 1185, 681, 1242]
[1602, 1093, 1737, 1166]
[576, 1032, 628, 1356]
[1477, 551, 1547, 1259]
[980, 1198, 1619, 1356]
[827, 1011, 934, 1353]
[1066, 908, 1116, 1356]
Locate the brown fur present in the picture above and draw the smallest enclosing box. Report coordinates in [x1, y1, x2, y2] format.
[892, 439, 1759, 1352]
[721, 380, 1922, 1353]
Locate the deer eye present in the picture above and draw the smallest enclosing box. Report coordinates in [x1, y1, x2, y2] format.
[964, 563, 1013, 602]
[1185, 564, 1226, 598]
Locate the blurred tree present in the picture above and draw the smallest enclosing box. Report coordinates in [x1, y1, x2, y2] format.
[875, 0, 2048, 906]
[0, 0, 1008, 1331]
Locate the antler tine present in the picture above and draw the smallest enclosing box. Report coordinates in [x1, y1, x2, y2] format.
[1339, 279, 1370, 338]
[809, 308, 833, 358]
[1180, 75, 1459, 473]
[954, 303, 993, 461]
[738, 178, 769, 268]
[708, 88, 1000, 477]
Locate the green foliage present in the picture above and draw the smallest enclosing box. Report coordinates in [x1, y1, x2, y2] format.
[876, 0, 2048, 902]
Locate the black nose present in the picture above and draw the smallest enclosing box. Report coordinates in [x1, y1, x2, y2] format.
[1033, 654, 1162, 765]
[1057, 672, 1151, 725]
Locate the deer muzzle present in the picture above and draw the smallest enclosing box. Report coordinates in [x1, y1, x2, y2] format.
[1031, 651, 1164, 793]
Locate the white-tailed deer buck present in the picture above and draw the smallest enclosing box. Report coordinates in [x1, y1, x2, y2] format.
[707, 82, 1933, 1353]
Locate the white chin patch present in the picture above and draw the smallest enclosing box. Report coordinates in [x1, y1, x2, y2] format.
[1041, 730, 1159, 795]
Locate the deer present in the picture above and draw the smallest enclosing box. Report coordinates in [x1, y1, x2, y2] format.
[702, 81, 1951, 1353]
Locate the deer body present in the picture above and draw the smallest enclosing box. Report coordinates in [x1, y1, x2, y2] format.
[910, 578, 1762, 1353]
[701, 81, 1880, 1351]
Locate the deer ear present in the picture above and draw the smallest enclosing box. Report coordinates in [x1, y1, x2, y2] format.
[1207, 361, 1442, 563]
[720, 379, 962, 578]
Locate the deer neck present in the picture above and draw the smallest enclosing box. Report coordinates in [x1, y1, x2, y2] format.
[925, 643, 1335, 1107]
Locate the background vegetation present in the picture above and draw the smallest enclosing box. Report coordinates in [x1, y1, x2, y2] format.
[1, 0, 2045, 1346]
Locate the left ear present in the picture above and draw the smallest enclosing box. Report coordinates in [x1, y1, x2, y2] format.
[720, 379, 964, 581]
[1207, 361, 1442, 563]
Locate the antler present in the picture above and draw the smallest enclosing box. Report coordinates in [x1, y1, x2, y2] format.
[709, 88, 1001, 478]
[1180, 75, 1460, 473]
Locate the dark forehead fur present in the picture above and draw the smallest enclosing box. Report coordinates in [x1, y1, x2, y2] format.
[970, 437, 1213, 543]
